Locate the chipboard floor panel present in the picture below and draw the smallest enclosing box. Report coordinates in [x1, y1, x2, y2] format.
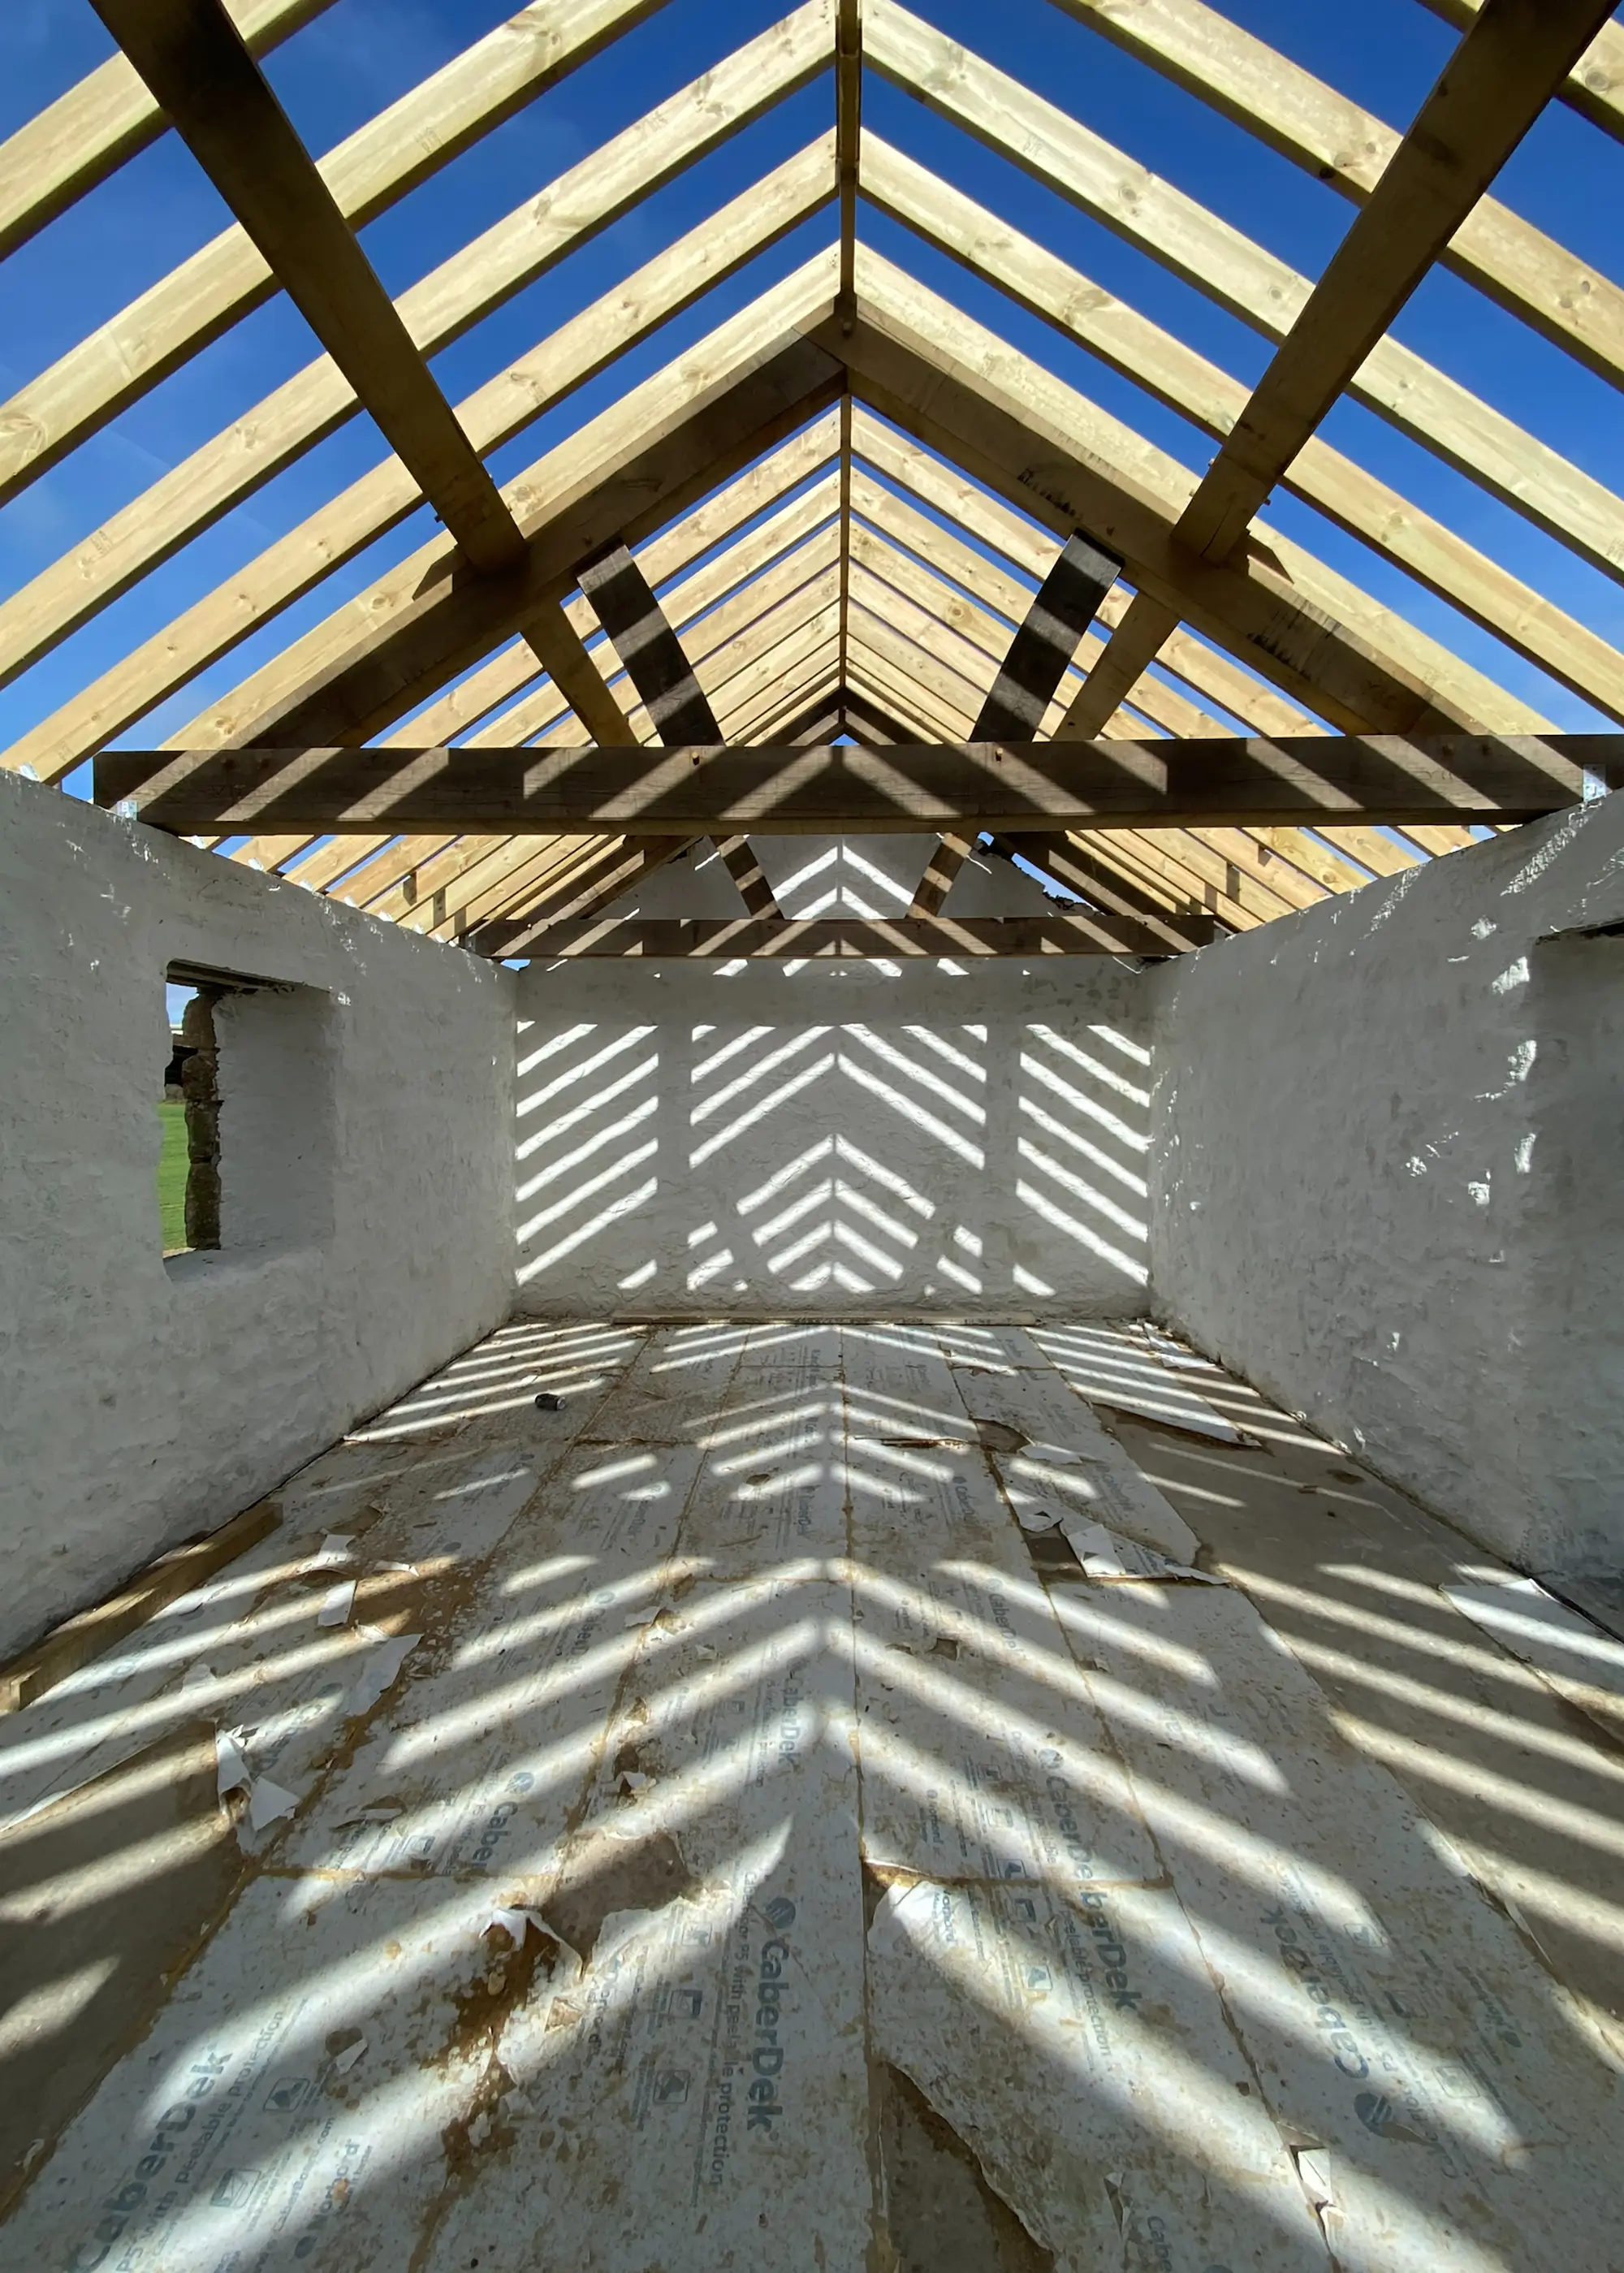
[2, 1319, 1618, 2271]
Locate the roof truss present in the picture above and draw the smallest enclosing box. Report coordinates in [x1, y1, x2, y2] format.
[4, 0, 1619, 958]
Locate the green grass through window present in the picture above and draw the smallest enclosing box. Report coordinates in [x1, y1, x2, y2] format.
[158, 1100, 189, 1255]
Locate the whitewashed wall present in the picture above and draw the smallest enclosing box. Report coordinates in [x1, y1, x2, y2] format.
[512, 953, 1153, 1318]
[0, 776, 516, 1657]
[1151, 793, 1624, 1581]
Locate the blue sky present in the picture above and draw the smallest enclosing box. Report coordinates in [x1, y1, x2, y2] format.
[2, 0, 1622, 780]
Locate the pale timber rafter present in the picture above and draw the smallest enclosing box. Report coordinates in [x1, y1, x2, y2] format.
[1, 156, 840, 784]
[5, 0, 1620, 961]
[842, 451, 1474, 874]
[221, 443, 842, 888]
[0, 0, 338, 260]
[0, 0, 685, 505]
[865, 5, 1624, 587]
[162, 266, 844, 749]
[861, 138, 1624, 724]
[834, 573, 1378, 912]
[335, 556, 847, 936]
[365, 428, 842, 763]
[1056, 0, 1619, 737]
[90, 0, 650, 748]
[126, 250, 1553, 796]
[1045, 0, 1624, 387]
[832, 568, 1433, 901]
[828, 259, 1546, 735]
[0, 19, 837, 689]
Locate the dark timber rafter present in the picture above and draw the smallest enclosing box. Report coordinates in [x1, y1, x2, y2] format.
[552, 539, 786, 929]
[576, 543, 723, 747]
[909, 528, 1121, 914]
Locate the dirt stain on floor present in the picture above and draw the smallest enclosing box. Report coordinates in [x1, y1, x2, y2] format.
[542, 1826, 698, 1964]
[875, 2063, 1055, 2273]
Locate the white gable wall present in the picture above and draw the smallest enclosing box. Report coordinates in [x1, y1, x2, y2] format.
[512, 952, 1152, 1316]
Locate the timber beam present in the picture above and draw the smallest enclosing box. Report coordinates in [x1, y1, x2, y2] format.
[94, 734, 1623, 834]
[465, 913, 1216, 960]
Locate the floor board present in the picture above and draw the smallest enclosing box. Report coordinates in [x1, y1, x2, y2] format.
[2, 1319, 1618, 2269]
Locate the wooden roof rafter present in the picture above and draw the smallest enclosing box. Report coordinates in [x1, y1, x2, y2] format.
[0, 0, 1618, 961]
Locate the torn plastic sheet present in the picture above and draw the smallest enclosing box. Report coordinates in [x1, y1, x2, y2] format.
[308, 1532, 356, 1569]
[246, 1774, 299, 1830]
[1059, 1517, 1224, 1584]
[1139, 1323, 1208, 1372]
[316, 1578, 357, 1627]
[487, 1904, 551, 1945]
[216, 1726, 301, 1839]
[866, 1871, 1328, 2267]
[868, 1877, 939, 1957]
[214, 1726, 252, 1799]
[1443, 1575, 1624, 1731]
[342, 1628, 420, 1718]
[999, 1443, 1202, 1563]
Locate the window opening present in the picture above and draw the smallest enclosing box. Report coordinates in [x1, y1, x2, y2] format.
[159, 977, 222, 1255]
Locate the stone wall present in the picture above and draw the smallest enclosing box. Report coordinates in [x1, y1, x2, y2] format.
[0, 776, 516, 1657]
[1151, 793, 1624, 1580]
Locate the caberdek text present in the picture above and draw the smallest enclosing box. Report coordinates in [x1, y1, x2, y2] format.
[745, 1929, 793, 2130]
